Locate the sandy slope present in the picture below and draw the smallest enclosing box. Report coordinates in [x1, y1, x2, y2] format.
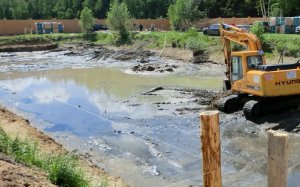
[0, 106, 128, 187]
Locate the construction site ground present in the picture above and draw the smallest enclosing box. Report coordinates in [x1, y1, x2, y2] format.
[0, 43, 299, 186]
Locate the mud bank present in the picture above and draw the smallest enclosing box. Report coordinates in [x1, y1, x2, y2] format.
[0, 106, 127, 187]
[0, 43, 58, 52]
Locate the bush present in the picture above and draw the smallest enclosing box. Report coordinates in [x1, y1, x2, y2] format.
[186, 27, 198, 37]
[250, 22, 265, 41]
[185, 36, 208, 56]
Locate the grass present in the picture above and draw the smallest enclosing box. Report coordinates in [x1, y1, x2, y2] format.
[0, 31, 299, 58]
[0, 33, 85, 46]
[0, 127, 91, 187]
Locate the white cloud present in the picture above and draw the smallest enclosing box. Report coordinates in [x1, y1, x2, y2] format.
[34, 88, 70, 104]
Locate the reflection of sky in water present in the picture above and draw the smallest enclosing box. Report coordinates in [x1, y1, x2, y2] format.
[0, 77, 118, 137]
[0, 76, 173, 137]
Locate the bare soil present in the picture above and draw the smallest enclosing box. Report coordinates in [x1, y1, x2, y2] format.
[0, 106, 128, 187]
[0, 43, 58, 52]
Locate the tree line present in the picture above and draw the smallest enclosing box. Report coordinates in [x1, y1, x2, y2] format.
[0, 0, 299, 20]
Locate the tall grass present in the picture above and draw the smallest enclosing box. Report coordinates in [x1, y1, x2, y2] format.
[0, 127, 90, 187]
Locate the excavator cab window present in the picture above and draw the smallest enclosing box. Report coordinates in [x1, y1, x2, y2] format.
[247, 56, 263, 69]
[231, 56, 243, 81]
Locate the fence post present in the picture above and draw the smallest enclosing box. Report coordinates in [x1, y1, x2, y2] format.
[200, 111, 222, 187]
[268, 130, 288, 187]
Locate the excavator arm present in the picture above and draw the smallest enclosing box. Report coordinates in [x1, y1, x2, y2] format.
[219, 23, 265, 83]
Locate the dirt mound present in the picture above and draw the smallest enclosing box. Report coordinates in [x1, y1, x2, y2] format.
[189, 51, 210, 64]
[132, 64, 179, 73]
[0, 154, 55, 187]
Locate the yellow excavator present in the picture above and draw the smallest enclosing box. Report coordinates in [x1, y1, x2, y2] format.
[217, 23, 300, 120]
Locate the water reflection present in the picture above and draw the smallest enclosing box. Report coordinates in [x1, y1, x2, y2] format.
[0, 65, 222, 186]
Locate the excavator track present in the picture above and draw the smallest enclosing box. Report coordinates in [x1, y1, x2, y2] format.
[217, 94, 300, 120]
[243, 96, 300, 121]
[217, 94, 248, 113]
[217, 95, 239, 113]
[243, 100, 262, 120]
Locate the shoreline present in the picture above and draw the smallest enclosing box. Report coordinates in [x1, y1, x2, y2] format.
[0, 105, 128, 187]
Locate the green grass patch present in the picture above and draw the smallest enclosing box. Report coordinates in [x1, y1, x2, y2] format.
[0, 127, 91, 187]
[133, 30, 219, 51]
[0, 33, 85, 46]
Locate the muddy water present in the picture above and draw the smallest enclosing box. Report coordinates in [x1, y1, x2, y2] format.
[0, 51, 300, 187]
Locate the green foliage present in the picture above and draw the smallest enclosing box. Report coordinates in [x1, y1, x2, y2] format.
[133, 31, 216, 53]
[231, 43, 246, 52]
[0, 0, 299, 20]
[168, 0, 203, 31]
[185, 37, 208, 55]
[186, 27, 198, 37]
[263, 34, 300, 57]
[124, 0, 173, 19]
[0, 127, 91, 187]
[106, 0, 132, 44]
[250, 22, 265, 41]
[80, 7, 95, 35]
[83, 0, 102, 17]
[43, 154, 88, 186]
[95, 32, 115, 44]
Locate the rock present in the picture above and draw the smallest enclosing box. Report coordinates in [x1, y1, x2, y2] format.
[146, 66, 155, 71]
[132, 65, 140, 72]
[165, 68, 174, 72]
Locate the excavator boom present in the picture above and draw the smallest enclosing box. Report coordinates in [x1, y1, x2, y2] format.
[219, 23, 265, 84]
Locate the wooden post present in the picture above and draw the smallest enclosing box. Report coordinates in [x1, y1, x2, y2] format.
[268, 130, 288, 187]
[200, 111, 222, 187]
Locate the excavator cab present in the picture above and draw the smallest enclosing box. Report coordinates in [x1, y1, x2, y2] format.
[224, 51, 263, 91]
[230, 51, 264, 93]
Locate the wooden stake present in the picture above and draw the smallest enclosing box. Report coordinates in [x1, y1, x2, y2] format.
[200, 111, 222, 187]
[268, 130, 288, 187]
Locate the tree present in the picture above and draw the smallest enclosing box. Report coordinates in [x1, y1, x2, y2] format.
[83, 0, 102, 17]
[168, 0, 203, 31]
[79, 7, 95, 34]
[106, 0, 132, 42]
[12, 0, 30, 19]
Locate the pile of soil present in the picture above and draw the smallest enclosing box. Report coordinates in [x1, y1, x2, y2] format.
[132, 64, 179, 73]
